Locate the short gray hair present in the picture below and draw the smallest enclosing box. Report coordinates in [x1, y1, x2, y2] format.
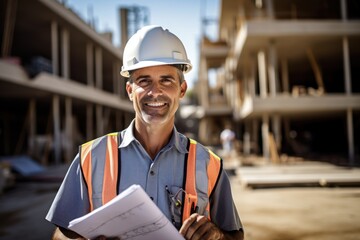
[127, 65, 185, 84]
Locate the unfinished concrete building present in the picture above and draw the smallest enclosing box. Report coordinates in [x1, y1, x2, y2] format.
[0, 0, 135, 165]
[197, 0, 360, 165]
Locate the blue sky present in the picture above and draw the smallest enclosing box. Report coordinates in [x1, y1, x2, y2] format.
[66, 0, 221, 88]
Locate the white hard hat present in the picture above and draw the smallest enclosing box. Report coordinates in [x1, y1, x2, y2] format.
[120, 25, 192, 78]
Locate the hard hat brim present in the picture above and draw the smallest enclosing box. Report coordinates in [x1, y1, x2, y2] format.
[120, 60, 192, 78]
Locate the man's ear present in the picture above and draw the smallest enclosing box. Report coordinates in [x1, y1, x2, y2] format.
[126, 81, 133, 101]
[180, 80, 187, 98]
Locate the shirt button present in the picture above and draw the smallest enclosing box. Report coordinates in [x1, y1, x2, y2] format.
[150, 170, 155, 176]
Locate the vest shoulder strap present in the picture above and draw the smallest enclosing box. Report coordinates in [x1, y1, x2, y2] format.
[182, 138, 222, 223]
[80, 132, 120, 211]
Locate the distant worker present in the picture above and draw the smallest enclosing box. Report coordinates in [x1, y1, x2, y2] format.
[46, 25, 244, 240]
[220, 125, 236, 158]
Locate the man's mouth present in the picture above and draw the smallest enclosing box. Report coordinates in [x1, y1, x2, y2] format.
[145, 102, 167, 107]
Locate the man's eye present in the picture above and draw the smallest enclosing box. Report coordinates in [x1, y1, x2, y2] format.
[161, 79, 173, 85]
[137, 79, 150, 86]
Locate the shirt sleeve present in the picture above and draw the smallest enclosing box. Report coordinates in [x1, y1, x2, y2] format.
[45, 153, 90, 229]
[210, 169, 243, 231]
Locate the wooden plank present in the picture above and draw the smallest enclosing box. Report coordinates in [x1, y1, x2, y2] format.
[237, 162, 360, 188]
[306, 48, 324, 94]
[240, 172, 360, 188]
[237, 161, 340, 174]
[268, 133, 280, 164]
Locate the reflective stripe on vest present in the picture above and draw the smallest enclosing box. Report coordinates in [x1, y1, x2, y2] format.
[181, 139, 222, 223]
[80, 133, 222, 223]
[80, 133, 119, 211]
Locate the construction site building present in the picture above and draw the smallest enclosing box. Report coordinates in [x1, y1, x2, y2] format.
[0, 0, 135, 165]
[196, 0, 360, 165]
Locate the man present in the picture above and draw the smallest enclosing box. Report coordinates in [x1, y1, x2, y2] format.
[220, 125, 236, 158]
[46, 25, 244, 240]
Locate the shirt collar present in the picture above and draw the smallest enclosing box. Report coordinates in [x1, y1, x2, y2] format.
[119, 119, 188, 154]
[169, 125, 188, 154]
[119, 119, 137, 148]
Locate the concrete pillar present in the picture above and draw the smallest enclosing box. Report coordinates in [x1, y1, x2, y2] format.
[261, 114, 270, 160]
[281, 58, 290, 93]
[51, 21, 59, 76]
[119, 8, 129, 50]
[199, 57, 209, 108]
[28, 99, 36, 156]
[86, 42, 94, 86]
[343, 37, 351, 94]
[272, 114, 281, 151]
[249, 56, 256, 97]
[253, 119, 259, 154]
[283, 118, 291, 150]
[231, 80, 237, 107]
[96, 104, 103, 137]
[65, 97, 73, 163]
[113, 61, 121, 96]
[1, 0, 17, 57]
[268, 43, 278, 96]
[199, 118, 211, 145]
[86, 103, 94, 141]
[340, 0, 354, 164]
[103, 108, 111, 133]
[235, 79, 241, 109]
[53, 95, 61, 164]
[95, 46, 103, 89]
[265, 0, 274, 19]
[124, 112, 134, 126]
[347, 109, 355, 165]
[116, 111, 123, 131]
[243, 121, 251, 155]
[61, 28, 70, 79]
[341, 0, 347, 20]
[257, 51, 267, 98]
[342, 36, 355, 164]
[243, 63, 249, 97]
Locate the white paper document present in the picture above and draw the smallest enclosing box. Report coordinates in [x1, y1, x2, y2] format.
[68, 184, 184, 240]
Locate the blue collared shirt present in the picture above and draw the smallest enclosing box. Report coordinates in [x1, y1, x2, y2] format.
[46, 120, 242, 231]
[117, 120, 189, 221]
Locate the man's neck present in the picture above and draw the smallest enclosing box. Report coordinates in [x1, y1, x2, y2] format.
[134, 119, 174, 160]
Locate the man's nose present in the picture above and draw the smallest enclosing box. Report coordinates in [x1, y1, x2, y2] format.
[148, 82, 163, 97]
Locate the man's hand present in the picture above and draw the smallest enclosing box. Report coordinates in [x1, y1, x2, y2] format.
[179, 213, 223, 240]
[179, 214, 244, 240]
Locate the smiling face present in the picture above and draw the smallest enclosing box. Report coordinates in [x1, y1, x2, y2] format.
[126, 65, 187, 128]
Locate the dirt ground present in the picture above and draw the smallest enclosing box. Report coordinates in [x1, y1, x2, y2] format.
[229, 175, 360, 240]
[1, 161, 360, 240]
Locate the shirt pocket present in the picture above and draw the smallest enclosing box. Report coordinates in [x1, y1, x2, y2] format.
[167, 185, 185, 229]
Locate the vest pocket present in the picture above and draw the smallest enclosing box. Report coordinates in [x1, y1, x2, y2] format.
[166, 185, 184, 229]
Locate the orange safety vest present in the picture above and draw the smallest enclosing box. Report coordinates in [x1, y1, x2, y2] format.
[80, 132, 222, 224]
